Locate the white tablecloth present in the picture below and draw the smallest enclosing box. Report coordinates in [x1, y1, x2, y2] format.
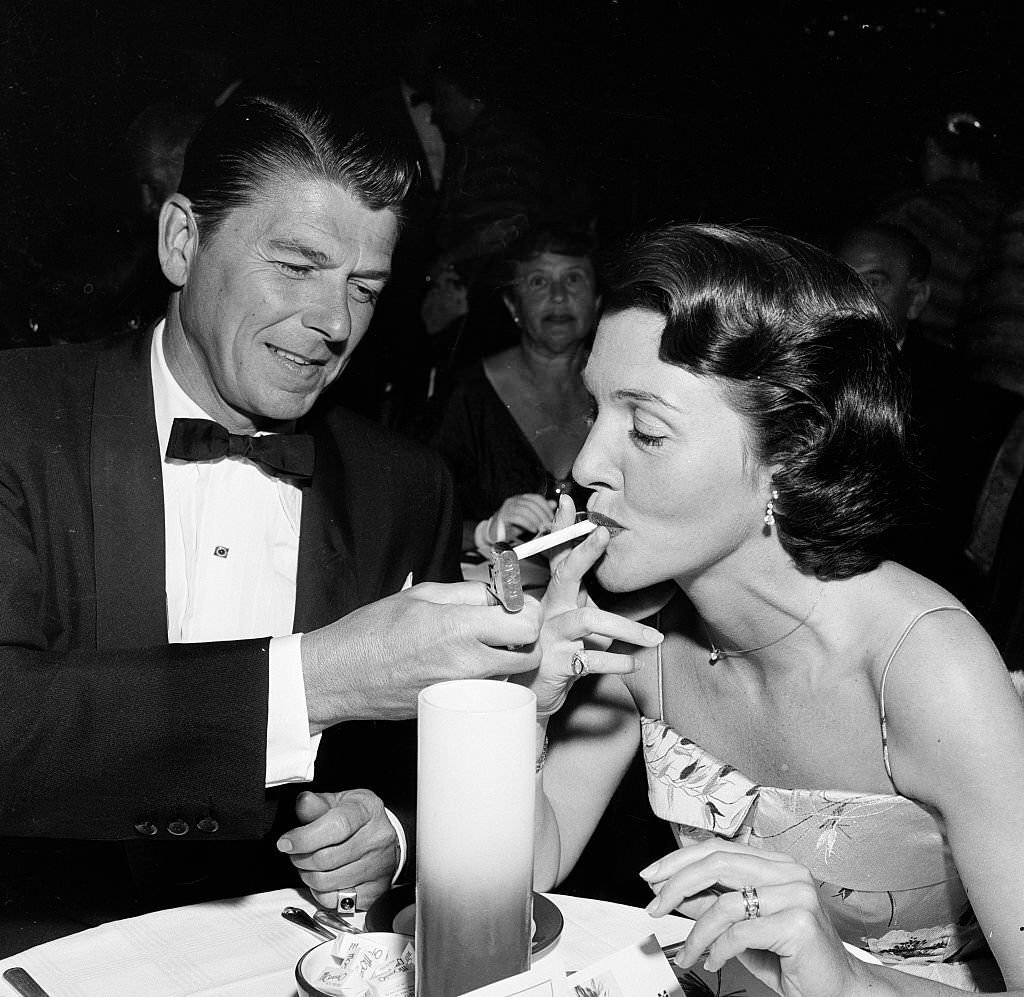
[0, 889, 693, 997]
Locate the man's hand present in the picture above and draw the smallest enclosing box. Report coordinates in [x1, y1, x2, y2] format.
[302, 583, 543, 731]
[277, 789, 399, 911]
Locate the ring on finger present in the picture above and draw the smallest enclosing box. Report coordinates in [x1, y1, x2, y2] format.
[741, 885, 760, 920]
[571, 649, 589, 677]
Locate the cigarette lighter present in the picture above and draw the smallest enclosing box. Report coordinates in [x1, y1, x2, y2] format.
[488, 541, 525, 613]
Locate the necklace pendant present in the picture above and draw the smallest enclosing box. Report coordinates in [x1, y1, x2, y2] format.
[708, 648, 721, 666]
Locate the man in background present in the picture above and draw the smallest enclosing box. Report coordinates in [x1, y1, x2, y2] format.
[835, 221, 931, 348]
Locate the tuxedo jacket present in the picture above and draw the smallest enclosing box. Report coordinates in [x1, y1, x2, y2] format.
[0, 329, 460, 941]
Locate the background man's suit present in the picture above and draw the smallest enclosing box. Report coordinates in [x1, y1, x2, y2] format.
[0, 326, 461, 952]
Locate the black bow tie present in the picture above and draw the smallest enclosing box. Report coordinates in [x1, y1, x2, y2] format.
[166, 418, 315, 481]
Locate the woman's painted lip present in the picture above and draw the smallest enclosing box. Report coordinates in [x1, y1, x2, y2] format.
[587, 511, 624, 533]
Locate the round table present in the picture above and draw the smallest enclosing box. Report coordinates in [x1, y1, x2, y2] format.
[0, 889, 695, 997]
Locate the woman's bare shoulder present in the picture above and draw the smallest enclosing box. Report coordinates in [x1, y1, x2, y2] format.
[855, 560, 965, 608]
[853, 565, 1022, 785]
[810, 561, 1002, 706]
[840, 561, 975, 652]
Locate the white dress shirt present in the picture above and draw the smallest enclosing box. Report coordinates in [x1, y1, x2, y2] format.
[151, 322, 406, 869]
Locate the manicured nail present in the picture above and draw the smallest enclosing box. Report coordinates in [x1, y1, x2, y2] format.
[638, 861, 659, 879]
[276, 837, 293, 853]
[642, 627, 663, 643]
[644, 897, 660, 914]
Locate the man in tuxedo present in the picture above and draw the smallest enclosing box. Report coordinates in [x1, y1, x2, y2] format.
[0, 95, 541, 954]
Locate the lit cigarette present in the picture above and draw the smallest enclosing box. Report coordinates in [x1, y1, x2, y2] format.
[512, 518, 598, 560]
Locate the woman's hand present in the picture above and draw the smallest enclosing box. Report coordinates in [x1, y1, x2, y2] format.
[641, 840, 871, 997]
[515, 495, 662, 717]
[492, 493, 557, 542]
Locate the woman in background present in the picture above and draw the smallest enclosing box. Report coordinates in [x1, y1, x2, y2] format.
[432, 224, 599, 559]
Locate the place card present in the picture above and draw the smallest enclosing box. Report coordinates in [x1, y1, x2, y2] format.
[457, 965, 571, 997]
[458, 935, 683, 997]
[565, 935, 683, 997]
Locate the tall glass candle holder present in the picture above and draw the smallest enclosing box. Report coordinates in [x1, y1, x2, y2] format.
[415, 680, 536, 997]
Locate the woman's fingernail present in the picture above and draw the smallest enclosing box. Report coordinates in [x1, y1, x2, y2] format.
[638, 861, 659, 879]
[276, 837, 293, 853]
[644, 897, 660, 914]
[642, 627, 663, 643]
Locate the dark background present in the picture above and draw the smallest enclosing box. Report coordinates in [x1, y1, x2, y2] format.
[2, 1, 1021, 276]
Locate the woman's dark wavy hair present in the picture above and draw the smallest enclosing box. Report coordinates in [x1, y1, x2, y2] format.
[178, 95, 415, 244]
[601, 222, 918, 580]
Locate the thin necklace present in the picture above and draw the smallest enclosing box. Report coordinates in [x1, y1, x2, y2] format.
[702, 596, 820, 667]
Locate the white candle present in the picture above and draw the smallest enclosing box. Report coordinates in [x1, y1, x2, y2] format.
[416, 680, 536, 996]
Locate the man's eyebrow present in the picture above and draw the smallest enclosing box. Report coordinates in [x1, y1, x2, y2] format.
[268, 238, 332, 266]
[351, 266, 392, 283]
[268, 239, 391, 282]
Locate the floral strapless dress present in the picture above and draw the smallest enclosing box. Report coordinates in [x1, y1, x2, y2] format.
[641, 717, 1002, 991]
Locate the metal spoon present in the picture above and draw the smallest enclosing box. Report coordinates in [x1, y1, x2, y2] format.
[314, 909, 362, 935]
[282, 906, 334, 942]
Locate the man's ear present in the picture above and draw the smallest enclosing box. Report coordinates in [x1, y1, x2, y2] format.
[907, 277, 931, 321]
[157, 194, 199, 288]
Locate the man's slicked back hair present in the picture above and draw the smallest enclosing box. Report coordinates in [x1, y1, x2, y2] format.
[177, 95, 415, 243]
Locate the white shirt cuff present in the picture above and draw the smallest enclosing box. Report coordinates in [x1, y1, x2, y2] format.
[267, 635, 406, 885]
[266, 633, 322, 787]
